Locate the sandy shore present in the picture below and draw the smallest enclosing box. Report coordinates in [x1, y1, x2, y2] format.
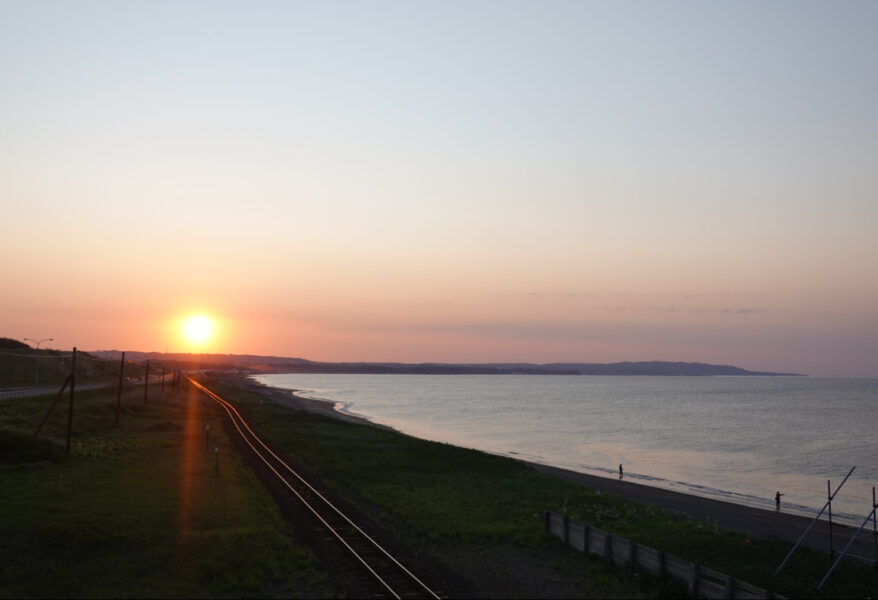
[246, 378, 395, 429]
[246, 378, 877, 563]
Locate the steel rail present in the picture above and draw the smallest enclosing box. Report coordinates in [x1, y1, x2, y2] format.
[192, 379, 405, 597]
[188, 377, 441, 600]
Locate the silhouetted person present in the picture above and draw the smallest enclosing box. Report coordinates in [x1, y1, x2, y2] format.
[619, 464, 623, 479]
[775, 491, 783, 511]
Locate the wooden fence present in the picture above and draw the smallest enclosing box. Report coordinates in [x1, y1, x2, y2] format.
[545, 511, 785, 599]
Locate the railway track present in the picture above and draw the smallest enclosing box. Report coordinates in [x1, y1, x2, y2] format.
[188, 377, 442, 599]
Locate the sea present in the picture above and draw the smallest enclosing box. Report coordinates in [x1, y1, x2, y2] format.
[252, 373, 878, 527]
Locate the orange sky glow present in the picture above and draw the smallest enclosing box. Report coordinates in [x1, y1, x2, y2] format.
[1, 2, 876, 377]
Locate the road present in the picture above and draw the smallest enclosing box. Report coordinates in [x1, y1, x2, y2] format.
[0, 375, 173, 401]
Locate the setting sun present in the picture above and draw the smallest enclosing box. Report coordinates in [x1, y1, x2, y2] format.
[182, 315, 214, 346]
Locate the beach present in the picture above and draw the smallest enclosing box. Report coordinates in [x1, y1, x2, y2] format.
[247, 378, 877, 564]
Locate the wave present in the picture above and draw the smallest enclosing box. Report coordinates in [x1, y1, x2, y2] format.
[495, 451, 865, 527]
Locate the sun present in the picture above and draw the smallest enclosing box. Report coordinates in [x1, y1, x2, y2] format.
[182, 315, 214, 346]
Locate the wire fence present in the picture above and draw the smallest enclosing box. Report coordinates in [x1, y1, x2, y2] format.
[0, 348, 153, 390]
[2, 347, 184, 453]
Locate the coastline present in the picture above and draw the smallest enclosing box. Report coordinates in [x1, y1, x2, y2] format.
[246, 378, 874, 560]
[245, 378, 395, 430]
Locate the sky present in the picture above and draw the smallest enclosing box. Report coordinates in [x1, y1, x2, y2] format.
[1, 1, 876, 377]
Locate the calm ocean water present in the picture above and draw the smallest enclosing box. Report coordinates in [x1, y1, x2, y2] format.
[253, 374, 878, 526]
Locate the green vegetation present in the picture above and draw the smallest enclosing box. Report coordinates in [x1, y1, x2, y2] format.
[208, 375, 878, 599]
[0, 383, 330, 598]
[0, 429, 66, 464]
[4, 368, 876, 598]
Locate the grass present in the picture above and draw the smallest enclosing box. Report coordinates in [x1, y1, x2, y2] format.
[0, 429, 67, 464]
[0, 382, 330, 598]
[207, 375, 878, 599]
[5, 370, 876, 598]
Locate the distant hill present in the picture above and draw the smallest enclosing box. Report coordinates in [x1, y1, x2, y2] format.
[87, 351, 802, 376]
[0, 338, 30, 350]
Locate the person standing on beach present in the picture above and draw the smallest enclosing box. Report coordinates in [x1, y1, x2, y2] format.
[619, 464, 623, 479]
[775, 491, 783, 510]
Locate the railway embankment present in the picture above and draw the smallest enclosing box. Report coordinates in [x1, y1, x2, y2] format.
[0, 384, 331, 598]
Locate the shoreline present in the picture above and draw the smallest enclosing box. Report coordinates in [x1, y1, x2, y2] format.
[246, 378, 395, 430]
[246, 378, 875, 560]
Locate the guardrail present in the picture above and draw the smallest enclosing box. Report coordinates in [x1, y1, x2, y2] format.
[545, 511, 785, 599]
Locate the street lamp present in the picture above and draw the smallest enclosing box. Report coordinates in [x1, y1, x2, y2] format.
[23, 337, 53, 387]
[24, 337, 53, 349]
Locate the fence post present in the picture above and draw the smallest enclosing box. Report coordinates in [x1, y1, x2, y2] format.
[563, 515, 569, 545]
[143, 359, 150, 405]
[688, 563, 700, 597]
[115, 352, 125, 426]
[543, 512, 779, 599]
[66, 348, 76, 454]
[828, 479, 834, 563]
[723, 575, 735, 599]
[873, 487, 877, 566]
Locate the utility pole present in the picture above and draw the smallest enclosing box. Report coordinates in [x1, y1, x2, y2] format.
[66, 348, 76, 454]
[143, 359, 150, 405]
[115, 352, 125, 426]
